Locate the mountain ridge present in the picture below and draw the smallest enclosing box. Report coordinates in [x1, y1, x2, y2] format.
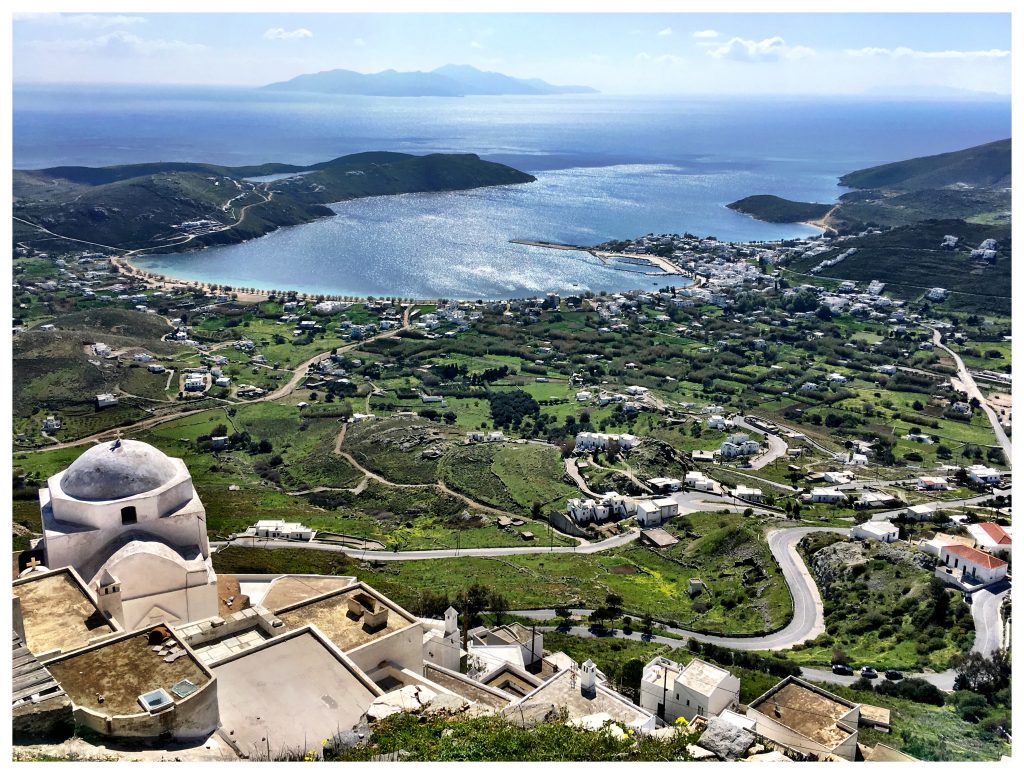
[262, 64, 597, 96]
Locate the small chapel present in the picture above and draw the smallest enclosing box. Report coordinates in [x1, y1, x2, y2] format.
[31, 438, 218, 630]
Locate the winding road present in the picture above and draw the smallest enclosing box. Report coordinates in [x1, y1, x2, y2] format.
[220, 519, 1008, 691]
[928, 325, 1012, 465]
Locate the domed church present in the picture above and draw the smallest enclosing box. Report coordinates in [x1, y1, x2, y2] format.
[36, 439, 218, 630]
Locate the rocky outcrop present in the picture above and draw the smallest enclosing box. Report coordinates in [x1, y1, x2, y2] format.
[810, 540, 867, 587]
[696, 717, 756, 761]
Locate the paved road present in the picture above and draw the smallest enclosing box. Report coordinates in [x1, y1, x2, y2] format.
[734, 416, 789, 470]
[971, 581, 1010, 657]
[929, 326, 1012, 465]
[512, 526, 846, 650]
[213, 528, 641, 561]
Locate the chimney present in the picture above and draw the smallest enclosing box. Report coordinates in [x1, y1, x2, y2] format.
[95, 570, 124, 627]
[581, 659, 597, 698]
[444, 606, 459, 635]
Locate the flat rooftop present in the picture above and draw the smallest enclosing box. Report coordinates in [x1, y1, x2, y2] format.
[510, 669, 650, 727]
[275, 586, 415, 652]
[14, 569, 117, 655]
[751, 680, 856, 749]
[680, 658, 734, 695]
[214, 629, 379, 759]
[423, 664, 512, 710]
[260, 575, 356, 612]
[47, 630, 209, 716]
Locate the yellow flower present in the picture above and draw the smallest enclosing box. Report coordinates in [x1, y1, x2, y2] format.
[674, 716, 689, 726]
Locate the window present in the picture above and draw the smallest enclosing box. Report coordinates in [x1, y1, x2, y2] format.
[121, 506, 138, 525]
[686, 699, 690, 706]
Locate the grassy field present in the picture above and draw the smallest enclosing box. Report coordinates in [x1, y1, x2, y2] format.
[789, 533, 975, 671]
[209, 512, 789, 636]
[439, 442, 578, 515]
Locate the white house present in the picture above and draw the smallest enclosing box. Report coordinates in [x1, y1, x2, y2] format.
[810, 487, 846, 504]
[252, 520, 314, 541]
[966, 465, 1002, 486]
[938, 544, 1008, 586]
[635, 501, 660, 527]
[917, 476, 950, 491]
[822, 471, 854, 485]
[967, 522, 1012, 558]
[567, 493, 632, 525]
[95, 393, 119, 409]
[647, 477, 681, 493]
[733, 485, 763, 503]
[625, 385, 649, 396]
[706, 415, 728, 430]
[574, 432, 639, 452]
[640, 657, 740, 724]
[719, 433, 760, 459]
[852, 520, 899, 543]
[877, 364, 898, 375]
[685, 471, 716, 492]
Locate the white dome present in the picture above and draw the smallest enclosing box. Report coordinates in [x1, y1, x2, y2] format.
[60, 440, 180, 502]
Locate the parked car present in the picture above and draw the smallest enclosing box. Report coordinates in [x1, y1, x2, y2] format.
[884, 670, 904, 681]
[860, 666, 878, 679]
[832, 664, 854, 675]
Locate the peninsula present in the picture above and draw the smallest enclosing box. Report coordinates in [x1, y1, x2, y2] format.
[13, 152, 535, 253]
[727, 138, 1011, 234]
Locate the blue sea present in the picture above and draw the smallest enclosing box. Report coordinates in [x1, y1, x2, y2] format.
[14, 85, 1011, 299]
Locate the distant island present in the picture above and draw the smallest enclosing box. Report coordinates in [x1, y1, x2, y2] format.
[262, 63, 597, 97]
[13, 152, 535, 253]
[727, 138, 1011, 234]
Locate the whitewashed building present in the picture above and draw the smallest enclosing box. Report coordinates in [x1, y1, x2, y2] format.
[640, 657, 740, 723]
[852, 520, 899, 543]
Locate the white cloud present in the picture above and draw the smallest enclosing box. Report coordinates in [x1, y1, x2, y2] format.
[27, 31, 204, 55]
[353, 38, 367, 48]
[708, 36, 815, 62]
[635, 52, 652, 63]
[657, 28, 673, 37]
[692, 29, 719, 39]
[470, 41, 483, 49]
[15, 13, 146, 29]
[845, 46, 1009, 60]
[263, 27, 313, 41]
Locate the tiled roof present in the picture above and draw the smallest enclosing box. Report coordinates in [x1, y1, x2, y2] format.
[946, 543, 1008, 570]
[976, 522, 1012, 545]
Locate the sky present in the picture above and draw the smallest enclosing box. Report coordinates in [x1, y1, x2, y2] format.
[10, 11, 1013, 96]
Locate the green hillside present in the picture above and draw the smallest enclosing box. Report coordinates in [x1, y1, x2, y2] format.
[838, 139, 1011, 191]
[727, 195, 833, 224]
[785, 219, 1011, 312]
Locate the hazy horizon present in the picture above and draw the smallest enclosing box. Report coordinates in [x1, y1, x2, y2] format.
[13, 12, 1012, 97]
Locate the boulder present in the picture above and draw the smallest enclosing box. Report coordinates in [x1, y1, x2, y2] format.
[685, 744, 718, 761]
[697, 716, 756, 761]
[326, 722, 372, 753]
[366, 685, 437, 721]
[424, 693, 470, 715]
